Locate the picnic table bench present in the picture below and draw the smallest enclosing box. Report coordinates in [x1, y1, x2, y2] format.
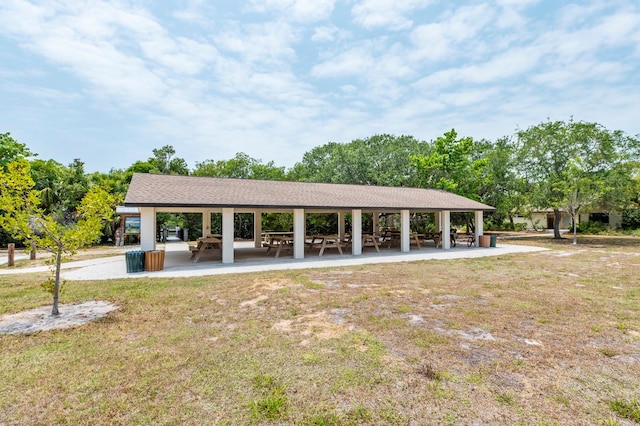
[341, 234, 381, 252]
[306, 234, 346, 256]
[263, 235, 294, 258]
[422, 231, 442, 248]
[189, 235, 222, 262]
[381, 231, 423, 249]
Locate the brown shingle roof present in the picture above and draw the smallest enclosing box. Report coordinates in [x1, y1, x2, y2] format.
[124, 173, 495, 212]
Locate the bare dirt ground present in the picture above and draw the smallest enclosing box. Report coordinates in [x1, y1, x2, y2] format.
[0, 301, 119, 334]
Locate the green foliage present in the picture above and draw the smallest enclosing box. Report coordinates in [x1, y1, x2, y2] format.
[262, 212, 293, 233]
[0, 132, 34, 168]
[249, 374, 288, 421]
[609, 399, 640, 422]
[29, 158, 93, 216]
[577, 221, 609, 234]
[0, 160, 116, 315]
[150, 145, 189, 175]
[41, 275, 65, 295]
[411, 129, 488, 200]
[515, 119, 640, 239]
[193, 152, 285, 180]
[290, 134, 430, 186]
[621, 208, 640, 230]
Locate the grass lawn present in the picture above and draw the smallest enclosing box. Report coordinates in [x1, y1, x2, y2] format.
[1, 236, 639, 425]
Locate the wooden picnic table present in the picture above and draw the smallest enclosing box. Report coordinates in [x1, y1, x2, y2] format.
[381, 231, 423, 249]
[261, 231, 293, 243]
[189, 236, 222, 262]
[263, 235, 293, 258]
[422, 231, 442, 248]
[307, 234, 345, 256]
[362, 234, 380, 252]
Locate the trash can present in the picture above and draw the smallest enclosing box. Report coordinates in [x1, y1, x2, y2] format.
[145, 250, 165, 272]
[182, 229, 188, 242]
[489, 235, 497, 247]
[125, 250, 145, 273]
[479, 235, 491, 248]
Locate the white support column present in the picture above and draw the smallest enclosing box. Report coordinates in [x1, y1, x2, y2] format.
[401, 210, 410, 253]
[140, 207, 156, 251]
[475, 210, 484, 248]
[202, 209, 212, 237]
[351, 209, 362, 256]
[338, 212, 345, 239]
[222, 208, 234, 264]
[254, 210, 262, 248]
[293, 209, 305, 259]
[372, 212, 379, 235]
[442, 210, 451, 250]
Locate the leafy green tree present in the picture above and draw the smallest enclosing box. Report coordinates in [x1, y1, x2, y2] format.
[411, 129, 490, 231]
[290, 134, 430, 186]
[193, 152, 286, 180]
[0, 160, 116, 316]
[150, 145, 189, 175]
[29, 158, 91, 217]
[516, 119, 640, 239]
[0, 134, 35, 245]
[411, 129, 488, 200]
[477, 137, 527, 229]
[0, 132, 33, 168]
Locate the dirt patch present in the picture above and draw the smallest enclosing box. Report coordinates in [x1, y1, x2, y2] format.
[0, 301, 119, 335]
[273, 310, 354, 344]
[250, 278, 294, 292]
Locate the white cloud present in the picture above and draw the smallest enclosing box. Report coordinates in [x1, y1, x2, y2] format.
[311, 43, 375, 78]
[1, 0, 640, 173]
[409, 4, 496, 62]
[415, 44, 544, 90]
[311, 24, 349, 43]
[172, 0, 216, 26]
[246, 0, 335, 23]
[214, 22, 298, 66]
[3, 83, 83, 103]
[351, 0, 433, 30]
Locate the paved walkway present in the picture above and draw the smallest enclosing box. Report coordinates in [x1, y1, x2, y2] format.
[0, 240, 547, 281]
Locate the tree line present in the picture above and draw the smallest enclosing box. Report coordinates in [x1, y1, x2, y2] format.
[2, 118, 640, 247]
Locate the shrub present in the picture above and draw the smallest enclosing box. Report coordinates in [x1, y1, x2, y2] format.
[621, 208, 640, 230]
[577, 220, 608, 234]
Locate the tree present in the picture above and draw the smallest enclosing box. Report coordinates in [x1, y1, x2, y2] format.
[0, 132, 34, 168]
[0, 160, 116, 316]
[411, 129, 488, 199]
[290, 134, 430, 186]
[0, 133, 35, 245]
[478, 137, 528, 229]
[556, 158, 607, 244]
[193, 152, 286, 180]
[516, 119, 640, 239]
[411, 130, 490, 231]
[150, 145, 189, 175]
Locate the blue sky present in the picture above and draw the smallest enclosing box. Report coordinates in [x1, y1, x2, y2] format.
[1, 0, 639, 173]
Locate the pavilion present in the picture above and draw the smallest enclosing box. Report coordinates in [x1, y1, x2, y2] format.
[124, 173, 495, 264]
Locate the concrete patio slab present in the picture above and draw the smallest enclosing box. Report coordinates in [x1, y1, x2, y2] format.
[0, 240, 547, 281]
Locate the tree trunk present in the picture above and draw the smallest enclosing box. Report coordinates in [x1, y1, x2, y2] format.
[30, 241, 37, 260]
[572, 214, 578, 245]
[553, 209, 562, 239]
[51, 249, 62, 316]
[465, 214, 475, 234]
